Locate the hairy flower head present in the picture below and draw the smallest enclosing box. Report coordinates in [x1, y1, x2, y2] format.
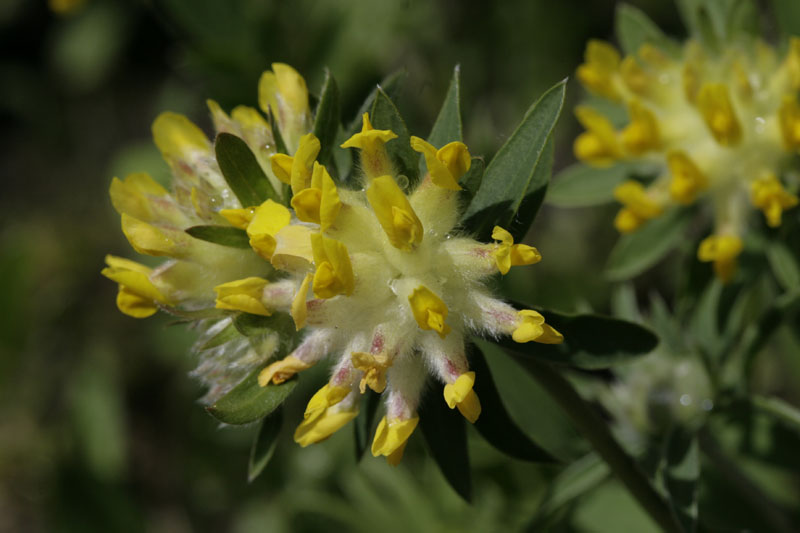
[102, 64, 562, 463]
[574, 34, 800, 282]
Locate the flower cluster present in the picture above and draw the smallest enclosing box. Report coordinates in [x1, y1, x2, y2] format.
[575, 37, 800, 281]
[102, 64, 562, 464]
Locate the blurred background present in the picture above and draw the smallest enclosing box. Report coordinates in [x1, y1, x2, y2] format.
[2, 0, 799, 531]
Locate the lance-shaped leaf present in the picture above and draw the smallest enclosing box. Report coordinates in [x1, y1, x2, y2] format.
[345, 70, 406, 138]
[496, 307, 658, 369]
[547, 161, 658, 208]
[419, 384, 472, 503]
[353, 391, 380, 461]
[419, 64, 463, 182]
[207, 367, 298, 425]
[458, 157, 485, 207]
[370, 88, 419, 188]
[605, 207, 693, 281]
[185, 225, 250, 248]
[468, 343, 557, 462]
[663, 428, 699, 533]
[248, 408, 283, 482]
[615, 3, 680, 56]
[751, 395, 800, 439]
[215, 133, 279, 207]
[766, 241, 800, 290]
[312, 69, 341, 173]
[461, 80, 566, 241]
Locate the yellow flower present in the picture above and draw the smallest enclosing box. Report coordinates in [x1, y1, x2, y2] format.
[101, 255, 169, 318]
[698, 235, 743, 284]
[574, 32, 800, 281]
[103, 65, 562, 462]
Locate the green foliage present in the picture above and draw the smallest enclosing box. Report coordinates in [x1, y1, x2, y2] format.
[215, 132, 280, 206]
[469, 344, 558, 462]
[206, 369, 298, 425]
[605, 208, 693, 281]
[461, 80, 566, 240]
[615, 3, 680, 56]
[370, 88, 420, 189]
[663, 429, 700, 533]
[496, 309, 658, 369]
[547, 161, 657, 208]
[419, 383, 472, 503]
[185, 225, 251, 248]
[312, 69, 341, 173]
[426, 65, 463, 147]
[248, 409, 283, 482]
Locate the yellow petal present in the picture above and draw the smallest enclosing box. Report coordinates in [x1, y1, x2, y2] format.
[511, 244, 542, 267]
[152, 112, 210, 167]
[270, 153, 294, 185]
[371, 416, 419, 459]
[120, 214, 176, 257]
[340, 113, 397, 179]
[366, 176, 424, 251]
[101, 255, 166, 304]
[512, 309, 545, 343]
[258, 355, 312, 386]
[291, 187, 322, 224]
[272, 63, 309, 117]
[408, 285, 451, 338]
[443, 371, 482, 423]
[351, 352, 392, 393]
[246, 200, 292, 260]
[290, 134, 321, 195]
[214, 277, 271, 316]
[271, 225, 314, 272]
[109, 173, 171, 222]
[697, 235, 743, 283]
[410, 136, 466, 190]
[116, 286, 159, 318]
[438, 142, 471, 184]
[310, 233, 355, 298]
[667, 151, 707, 204]
[291, 273, 313, 330]
[319, 166, 341, 232]
[294, 384, 357, 447]
[219, 207, 256, 229]
[620, 100, 660, 155]
[697, 83, 742, 146]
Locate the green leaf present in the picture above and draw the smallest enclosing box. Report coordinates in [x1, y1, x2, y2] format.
[158, 305, 228, 322]
[312, 69, 341, 172]
[510, 138, 554, 242]
[663, 429, 699, 533]
[232, 312, 291, 338]
[497, 307, 658, 369]
[215, 133, 279, 207]
[370, 88, 419, 189]
[345, 70, 406, 139]
[206, 368, 298, 425]
[199, 320, 240, 350]
[767, 241, 800, 290]
[469, 344, 557, 462]
[615, 3, 680, 56]
[185, 225, 250, 248]
[726, 0, 760, 39]
[461, 80, 566, 241]
[690, 278, 722, 356]
[546, 161, 657, 208]
[751, 395, 800, 438]
[773, 0, 800, 37]
[353, 391, 380, 461]
[458, 157, 485, 208]
[426, 65, 463, 146]
[248, 409, 283, 482]
[528, 453, 610, 528]
[605, 207, 693, 281]
[267, 107, 289, 156]
[419, 383, 472, 502]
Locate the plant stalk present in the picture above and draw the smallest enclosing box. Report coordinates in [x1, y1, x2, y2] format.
[519, 357, 683, 533]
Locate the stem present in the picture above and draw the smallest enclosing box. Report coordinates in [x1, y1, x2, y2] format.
[520, 358, 683, 533]
[697, 427, 794, 533]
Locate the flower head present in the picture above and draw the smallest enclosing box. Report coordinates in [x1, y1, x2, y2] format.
[103, 65, 562, 463]
[574, 33, 800, 282]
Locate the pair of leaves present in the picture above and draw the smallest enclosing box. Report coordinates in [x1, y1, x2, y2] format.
[461, 80, 566, 241]
[497, 307, 658, 369]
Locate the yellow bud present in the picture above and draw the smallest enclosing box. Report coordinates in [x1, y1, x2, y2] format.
[697, 235, 743, 283]
[310, 233, 355, 299]
[258, 355, 312, 386]
[371, 416, 419, 465]
[351, 352, 392, 394]
[291, 273, 313, 330]
[408, 286, 452, 338]
[577, 40, 622, 100]
[214, 277, 271, 316]
[751, 174, 799, 227]
[410, 136, 471, 190]
[778, 95, 800, 152]
[620, 101, 660, 155]
[667, 150, 708, 204]
[443, 372, 482, 423]
[340, 113, 398, 180]
[366, 176, 424, 251]
[696, 83, 742, 146]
